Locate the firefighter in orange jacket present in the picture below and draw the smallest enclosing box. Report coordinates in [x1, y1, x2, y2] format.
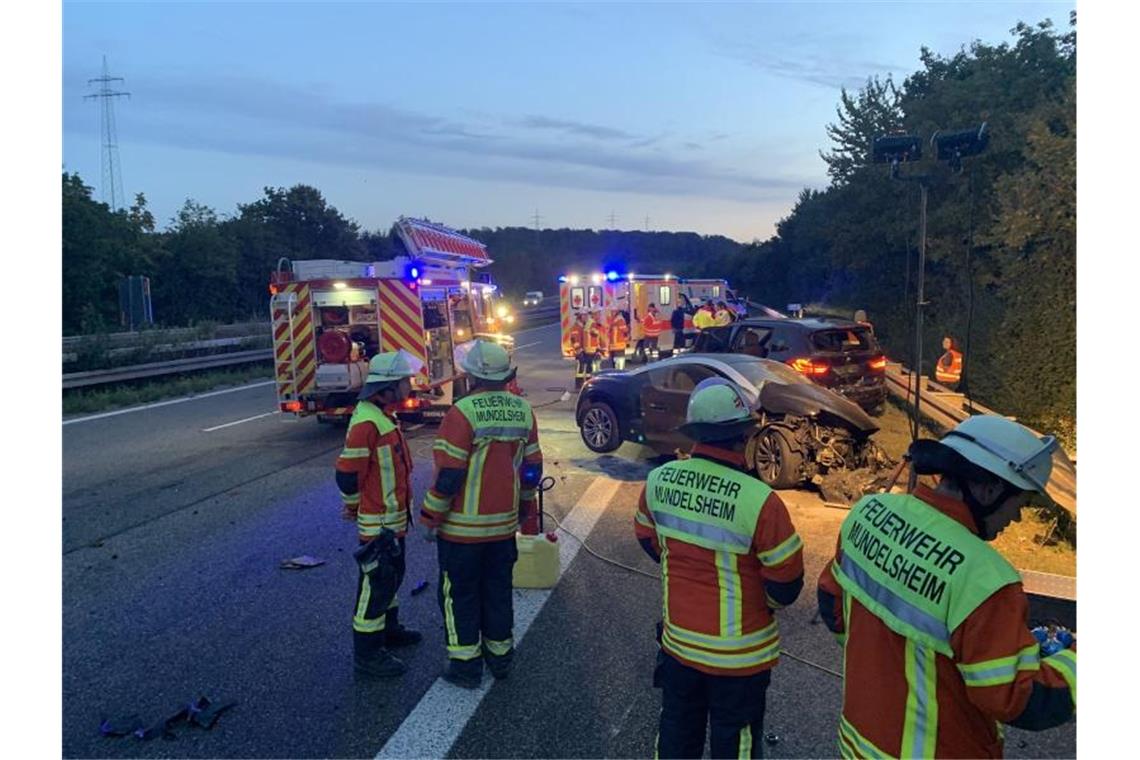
[639, 303, 663, 362]
[570, 311, 591, 389]
[936, 335, 964, 389]
[817, 416, 1075, 758]
[609, 310, 629, 370]
[420, 340, 543, 689]
[335, 351, 425, 679]
[635, 378, 804, 758]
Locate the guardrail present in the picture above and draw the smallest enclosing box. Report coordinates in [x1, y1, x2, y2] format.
[63, 349, 274, 390]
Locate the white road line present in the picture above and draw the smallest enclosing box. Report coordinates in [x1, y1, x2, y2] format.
[509, 321, 561, 337]
[62, 380, 277, 426]
[201, 410, 279, 432]
[376, 476, 625, 759]
[514, 341, 542, 351]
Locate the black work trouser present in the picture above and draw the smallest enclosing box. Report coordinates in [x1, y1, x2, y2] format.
[654, 650, 771, 759]
[673, 329, 686, 349]
[436, 537, 518, 674]
[353, 535, 406, 653]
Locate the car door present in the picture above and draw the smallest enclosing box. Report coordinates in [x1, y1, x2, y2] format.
[640, 363, 720, 452]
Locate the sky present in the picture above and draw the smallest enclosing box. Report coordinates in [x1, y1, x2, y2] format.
[62, 1, 1073, 242]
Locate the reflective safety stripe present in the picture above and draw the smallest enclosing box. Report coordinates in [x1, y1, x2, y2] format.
[757, 532, 802, 567]
[635, 511, 655, 529]
[1043, 648, 1076, 705]
[359, 512, 408, 529]
[377, 445, 399, 511]
[484, 637, 513, 656]
[838, 717, 890, 759]
[463, 446, 489, 515]
[353, 575, 386, 633]
[662, 626, 780, 670]
[474, 426, 531, 440]
[738, 725, 752, 759]
[524, 441, 541, 457]
[838, 554, 951, 650]
[439, 520, 518, 540]
[654, 510, 752, 552]
[433, 439, 469, 462]
[666, 619, 777, 652]
[340, 447, 370, 459]
[442, 572, 459, 647]
[449, 640, 483, 661]
[716, 551, 742, 637]
[340, 491, 360, 504]
[901, 640, 938, 759]
[959, 645, 1040, 687]
[423, 490, 451, 515]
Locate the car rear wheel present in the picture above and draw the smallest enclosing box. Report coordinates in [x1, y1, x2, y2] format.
[580, 401, 622, 453]
[751, 427, 803, 489]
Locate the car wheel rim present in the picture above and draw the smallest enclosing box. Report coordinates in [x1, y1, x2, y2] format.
[755, 432, 782, 481]
[583, 409, 613, 448]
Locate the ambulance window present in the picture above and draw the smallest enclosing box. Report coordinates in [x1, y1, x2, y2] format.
[658, 286, 672, 306]
[587, 286, 604, 309]
[712, 286, 721, 298]
[571, 287, 585, 309]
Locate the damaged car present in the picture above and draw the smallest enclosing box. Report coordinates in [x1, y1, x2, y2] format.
[575, 353, 893, 500]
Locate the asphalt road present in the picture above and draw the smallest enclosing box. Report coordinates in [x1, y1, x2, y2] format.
[62, 321, 1076, 758]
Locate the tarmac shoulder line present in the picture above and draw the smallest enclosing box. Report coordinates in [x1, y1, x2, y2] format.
[375, 476, 625, 759]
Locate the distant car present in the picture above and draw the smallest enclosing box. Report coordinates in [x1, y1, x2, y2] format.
[522, 291, 544, 307]
[693, 317, 888, 413]
[575, 354, 890, 489]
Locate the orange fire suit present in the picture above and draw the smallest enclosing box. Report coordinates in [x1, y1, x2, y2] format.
[817, 484, 1076, 758]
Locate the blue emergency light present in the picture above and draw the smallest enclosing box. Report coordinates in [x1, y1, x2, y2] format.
[557, 275, 568, 283]
[606, 271, 619, 282]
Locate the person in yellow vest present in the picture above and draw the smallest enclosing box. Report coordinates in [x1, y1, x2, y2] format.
[608, 310, 629, 370]
[817, 415, 1074, 758]
[936, 335, 963, 389]
[714, 300, 734, 326]
[420, 341, 543, 688]
[692, 301, 717, 331]
[335, 351, 425, 678]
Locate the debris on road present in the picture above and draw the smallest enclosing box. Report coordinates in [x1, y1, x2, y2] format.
[280, 555, 325, 570]
[99, 714, 143, 737]
[100, 696, 236, 741]
[410, 579, 430, 595]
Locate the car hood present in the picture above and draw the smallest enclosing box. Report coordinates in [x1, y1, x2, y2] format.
[758, 381, 879, 434]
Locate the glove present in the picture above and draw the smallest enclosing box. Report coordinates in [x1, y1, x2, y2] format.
[1031, 625, 1074, 656]
[341, 504, 358, 522]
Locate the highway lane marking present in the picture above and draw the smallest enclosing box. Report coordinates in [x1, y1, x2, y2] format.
[509, 321, 561, 337]
[375, 476, 625, 759]
[201, 410, 279, 432]
[514, 341, 542, 351]
[62, 380, 277, 426]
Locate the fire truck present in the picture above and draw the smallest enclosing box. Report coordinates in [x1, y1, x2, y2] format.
[269, 217, 512, 420]
[557, 271, 697, 360]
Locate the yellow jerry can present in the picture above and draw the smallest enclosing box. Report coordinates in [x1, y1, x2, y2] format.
[512, 532, 560, 588]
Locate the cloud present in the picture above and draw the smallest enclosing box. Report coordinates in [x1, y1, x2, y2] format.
[62, 71, 815, 203]
[716, 34, 903, 90]
[516, 115, 635, 141]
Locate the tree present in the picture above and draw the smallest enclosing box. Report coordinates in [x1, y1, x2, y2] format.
[151, 200, 239, 325]
[820, 76, 903, 184]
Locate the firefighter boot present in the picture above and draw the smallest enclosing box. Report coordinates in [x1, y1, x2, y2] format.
[442, 659, 484, 690]
[484, 647, 514, 680]
[384, 608, 423, 648]
[353, 632, 407, 679]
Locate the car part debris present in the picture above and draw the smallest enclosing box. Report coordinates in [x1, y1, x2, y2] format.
[101, 695, 236, 741]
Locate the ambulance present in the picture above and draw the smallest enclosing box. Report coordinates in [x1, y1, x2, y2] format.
[557, 271, 696, 361]
[680, 278, 748, 317]
[269, 216, 512, 420]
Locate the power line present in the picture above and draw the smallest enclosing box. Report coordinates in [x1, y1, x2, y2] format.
[607, 211, 617, 229]
[84, 55, 130, 210]
[644, 215, 650, 231]
[532, 209, 542, 250]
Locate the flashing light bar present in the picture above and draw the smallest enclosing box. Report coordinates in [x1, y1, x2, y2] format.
[606, 271, 619, 282]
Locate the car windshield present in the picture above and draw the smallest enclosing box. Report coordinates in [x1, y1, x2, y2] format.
[729, 357, 813, 387]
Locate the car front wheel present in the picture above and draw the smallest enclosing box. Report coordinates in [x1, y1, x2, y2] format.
[580, 401, 622, 453]
[751, 426, 803, 489]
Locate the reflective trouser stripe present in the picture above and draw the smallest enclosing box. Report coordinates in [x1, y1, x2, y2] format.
[353, 573, 386, 633]
[442, 571, 481, 660]
[738, 725, 752, 759]
[901, 639, 938, 758]
[484, 637, 513, 656]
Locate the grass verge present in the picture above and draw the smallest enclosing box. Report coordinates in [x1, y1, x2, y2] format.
[63, 363, 274, 416]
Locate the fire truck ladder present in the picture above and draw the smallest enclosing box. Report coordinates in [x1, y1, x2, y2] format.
[270, 291, 300, 409]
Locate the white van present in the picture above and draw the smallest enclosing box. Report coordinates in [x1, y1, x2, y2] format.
[523, 291, 544, 306]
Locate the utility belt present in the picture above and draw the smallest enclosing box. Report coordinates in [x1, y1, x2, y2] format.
[353, 528, 403, 609]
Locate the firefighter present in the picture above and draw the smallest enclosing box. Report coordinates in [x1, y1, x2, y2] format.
[608, 309, 629, 370]
[634, 378, 804, 758]
[817, 415, 1075, 758]
[587, 309, 607, 375]
[420, 340, 543, 689]
[335, 351, 424, 679]
[570, 311, 589, 389]
[693, 301, 717, 331]
[639, 303, 663, 362]
[714, 300, 733, 326]
[936, 335, 963, 389]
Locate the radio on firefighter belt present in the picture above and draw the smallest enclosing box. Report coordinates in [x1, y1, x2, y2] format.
[352, 528, 402, 610]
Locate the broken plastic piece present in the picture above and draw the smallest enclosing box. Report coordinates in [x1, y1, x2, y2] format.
[188, 696, 236, 729]
[99, 715, 143, 737]
[765, 732, 780, 745]
[280, 555, 326, 569]
[411, 579, 430, 596]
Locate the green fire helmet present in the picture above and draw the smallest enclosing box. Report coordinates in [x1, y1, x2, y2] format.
[460, 339, 516, 382]
[357, 350, 424, 399]
[678, 377, 758, 443]
[938, 414, 1058, 496]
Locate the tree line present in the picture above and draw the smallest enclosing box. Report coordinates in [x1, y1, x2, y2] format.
[61, 16, 1074, 442]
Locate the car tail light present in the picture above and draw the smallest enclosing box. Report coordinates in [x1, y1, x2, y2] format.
[787, 357, 830, 376]
[868, 355, 887, 371]
[402, 396, 421, 410]
[282, 400, 302, 412]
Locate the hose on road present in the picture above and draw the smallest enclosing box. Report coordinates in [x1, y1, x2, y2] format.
[540, 506, 844, 679]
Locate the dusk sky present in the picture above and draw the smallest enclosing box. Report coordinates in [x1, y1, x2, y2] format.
[62, 1, 1072, 242]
